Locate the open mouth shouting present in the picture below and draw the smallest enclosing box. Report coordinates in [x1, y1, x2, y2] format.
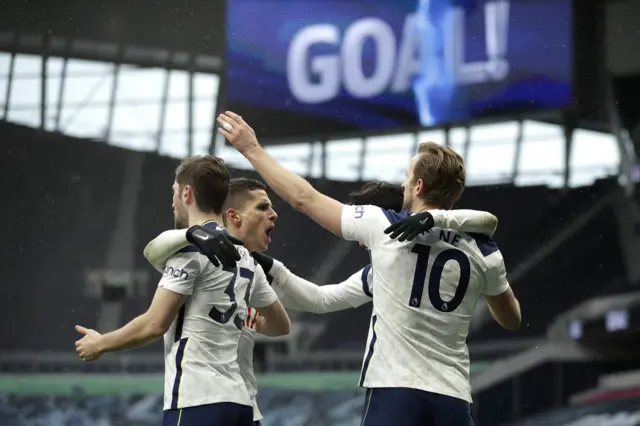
[265, 224, 275, 243]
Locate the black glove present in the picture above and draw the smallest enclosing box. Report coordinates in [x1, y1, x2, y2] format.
[186, 226, 242, 269]
[226, 234, 245, 247]
[383, 211, 435, 242]
[251, 252, 275, 284]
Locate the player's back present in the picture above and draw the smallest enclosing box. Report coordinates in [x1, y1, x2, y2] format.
[357, 212, 506, 403]
[161, 243, 259, 411]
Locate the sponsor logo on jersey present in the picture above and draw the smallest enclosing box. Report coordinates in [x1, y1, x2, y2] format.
[164, 266, 189, 280]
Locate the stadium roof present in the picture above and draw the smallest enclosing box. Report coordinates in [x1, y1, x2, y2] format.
[0, 0, 225, 69]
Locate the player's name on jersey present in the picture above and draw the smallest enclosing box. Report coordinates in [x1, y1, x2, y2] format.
[425, 229, 464, 247]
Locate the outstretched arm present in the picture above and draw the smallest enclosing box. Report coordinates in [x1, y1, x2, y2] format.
[218, 111, 345, 237]
[254, 253, 372, 314]
[75, 252, 199, 361]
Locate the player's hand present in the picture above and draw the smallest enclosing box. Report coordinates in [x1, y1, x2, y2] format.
[226, 234, 245, 247]
[384, 211, 435, 242]
[186, 226, 242, 269]
[251, 252, 275, 284]
[217, 111, 260, 155]
[75, 325, 103, 362]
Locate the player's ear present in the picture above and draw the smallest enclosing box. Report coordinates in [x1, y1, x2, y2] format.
[227, 208, 241, 226]
[414, 178, 424, 196]
[182, 184, 193, 203]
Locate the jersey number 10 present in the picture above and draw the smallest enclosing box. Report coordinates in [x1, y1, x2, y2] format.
[410, 244, 471, 313]
[209, 267, 254, 330]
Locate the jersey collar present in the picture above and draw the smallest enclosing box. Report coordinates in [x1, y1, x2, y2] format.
[201, 220, 221, 230]
[200, 220, 232, 236]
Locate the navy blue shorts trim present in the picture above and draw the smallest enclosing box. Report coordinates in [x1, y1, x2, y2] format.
[163, 402, 253, 426]
[361, 387, 474, 426]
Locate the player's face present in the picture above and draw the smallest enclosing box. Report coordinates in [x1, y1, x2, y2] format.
[172, 182, 189, 229]
[233, 190, 278, 252]
[402, 156, 420, 211]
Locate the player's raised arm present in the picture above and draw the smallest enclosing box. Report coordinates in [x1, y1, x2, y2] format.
[252, 252, 372, 314]
[217, 111, 344, 237]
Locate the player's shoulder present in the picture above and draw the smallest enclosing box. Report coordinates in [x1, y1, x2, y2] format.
[350, 204, 411, 225]
[173, 244, 210, 265]
[378, 209, 412, 225]
[161, 244, 203, 262]
[463, 232, 504, 266]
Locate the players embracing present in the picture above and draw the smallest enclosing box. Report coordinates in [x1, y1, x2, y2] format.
[143, 176, 499, 425]
[218, 111, 522, 426]
[75, 155, 291, 426]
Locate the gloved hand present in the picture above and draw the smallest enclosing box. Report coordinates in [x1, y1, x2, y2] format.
[186, 226, 242, 269]
[383, 211, 435, 242]
[251, 252, 275, 284]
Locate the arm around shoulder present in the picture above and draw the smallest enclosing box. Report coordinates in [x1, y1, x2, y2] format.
[431, 209, 498, 237]
[143, 229, 190, 271]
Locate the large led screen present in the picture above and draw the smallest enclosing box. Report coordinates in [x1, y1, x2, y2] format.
[226, 0, 573, 140]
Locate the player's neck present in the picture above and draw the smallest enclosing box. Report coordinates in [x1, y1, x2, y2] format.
[188, 212, 225, 228]
[226, 227, 261, 252]
[411, 201, 441, 213]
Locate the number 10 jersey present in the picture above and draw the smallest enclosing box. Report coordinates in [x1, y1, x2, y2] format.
[341, 205, 509, 403]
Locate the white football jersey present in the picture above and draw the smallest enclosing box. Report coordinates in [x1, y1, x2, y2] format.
[237, 308, 262, 420]
[159, 224, 278, 411]
[235, 266, 373, 421]
[342, 205, 509, 402]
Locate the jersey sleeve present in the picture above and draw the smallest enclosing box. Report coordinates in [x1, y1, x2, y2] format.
[483, 250, 510, 296]
[157, 251, 201, 296]
[430, 209, 498, 237]
[249, 264, 279, 308]
[144, 229, 190, 272]
[261, 258, 314, 311]
[277, 267, 373, 314]
[341, 204, 394, 247]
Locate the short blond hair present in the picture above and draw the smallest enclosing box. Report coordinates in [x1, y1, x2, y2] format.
[412, 142, 465, 209]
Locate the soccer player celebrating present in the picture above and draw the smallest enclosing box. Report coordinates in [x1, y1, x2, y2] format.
[143, 177, 278, 425]
[144, 178, 498, 425]
[74, 155, 290, 426]
[253, 181, 499, 317]
[217, 111, 521, 426]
